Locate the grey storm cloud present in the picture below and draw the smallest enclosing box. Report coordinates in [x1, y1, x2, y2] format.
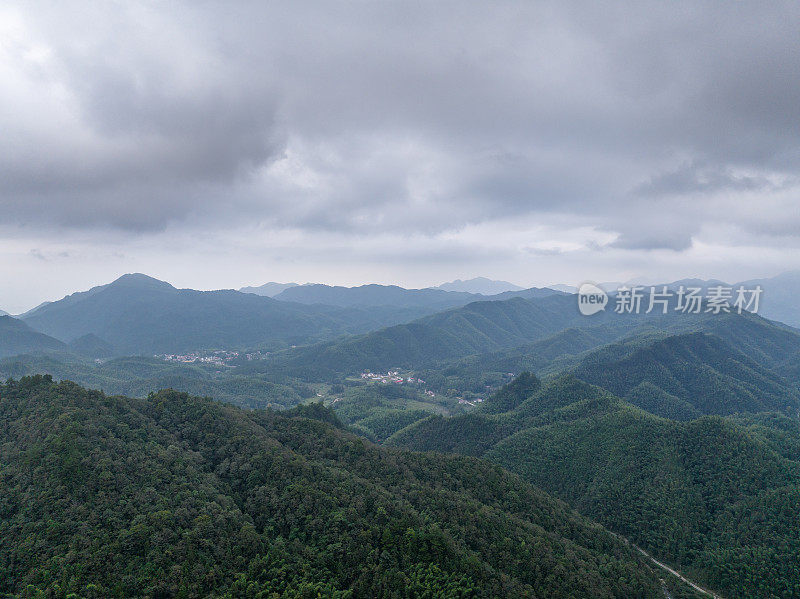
[2, 0, 800, 248]
[635, 161, 777, 198]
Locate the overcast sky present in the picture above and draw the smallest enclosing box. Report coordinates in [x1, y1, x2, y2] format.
[2, 1, 800, 312]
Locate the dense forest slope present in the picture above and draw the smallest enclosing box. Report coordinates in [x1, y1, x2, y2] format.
[0, 376, 686, 598]
[390, 375, 800, 598]
[572, 332, 800, 417]
[265, 295, 588, 376]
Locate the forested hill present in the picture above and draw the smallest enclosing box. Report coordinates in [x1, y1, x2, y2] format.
[0, 376, 688, 598]
[390, 374, 800, 599]
[572, 332, 800, 418]
[0, 315, 68, 357]
[266, 295, 584, 376]
[264, 291, 800, 378]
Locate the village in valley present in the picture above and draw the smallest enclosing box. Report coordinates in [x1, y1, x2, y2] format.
[359, 370, 486, 406]
[156, 349, 271, 366]
[360, 370, 426, 386]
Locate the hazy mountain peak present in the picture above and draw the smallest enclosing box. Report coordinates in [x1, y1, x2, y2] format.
[436, 277, 524, 295]
[109, 273, 176, 290]
[239, 281, 299, 297]
[664, 277, 730, 289]
[14, 274, 175, 319]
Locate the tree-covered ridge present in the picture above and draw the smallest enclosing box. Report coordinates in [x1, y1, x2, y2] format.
[257, 291, 800, 385]
[0, 354, 316, 410]
[328, 384, 447, 442]
[386, 375, 608, 456]
[0, 316, 68, 358]
[479, 371, 541, 415]
[410, 321, 800, 418]
[729, 412, 800, 461]
[572, 332, 800, 418]
[390, 374, 800, 599]
[264, 295, 584, 377]
[0, 376, 676, 598]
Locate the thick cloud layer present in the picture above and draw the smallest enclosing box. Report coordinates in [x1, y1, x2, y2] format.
[2, 1, 800, 310]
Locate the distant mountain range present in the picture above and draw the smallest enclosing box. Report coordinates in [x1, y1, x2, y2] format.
[17, 274, 453, 355]
[240, 277, 526, 298]
[239, 281, 299, 297]
[271, 282, 559, 308]
[239, 271, 800, 327]
[5, 271, 799, 362]
[10, 274, 564, 356]
[273, 283, 481, 309]
[435, 277, 524, 294]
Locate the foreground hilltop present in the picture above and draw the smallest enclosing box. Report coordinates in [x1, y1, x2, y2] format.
[390, 373, 800, 598]
[0, 376, 699, 598]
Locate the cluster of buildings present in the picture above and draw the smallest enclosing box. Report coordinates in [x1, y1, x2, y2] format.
[360, 371, 426, 385]
[358, 372, 491, 406]
[157, 349, 272, 365]
[157, 351, 240, 366]
[354, 370, 500, 409]
[458, 397, 484, 406]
